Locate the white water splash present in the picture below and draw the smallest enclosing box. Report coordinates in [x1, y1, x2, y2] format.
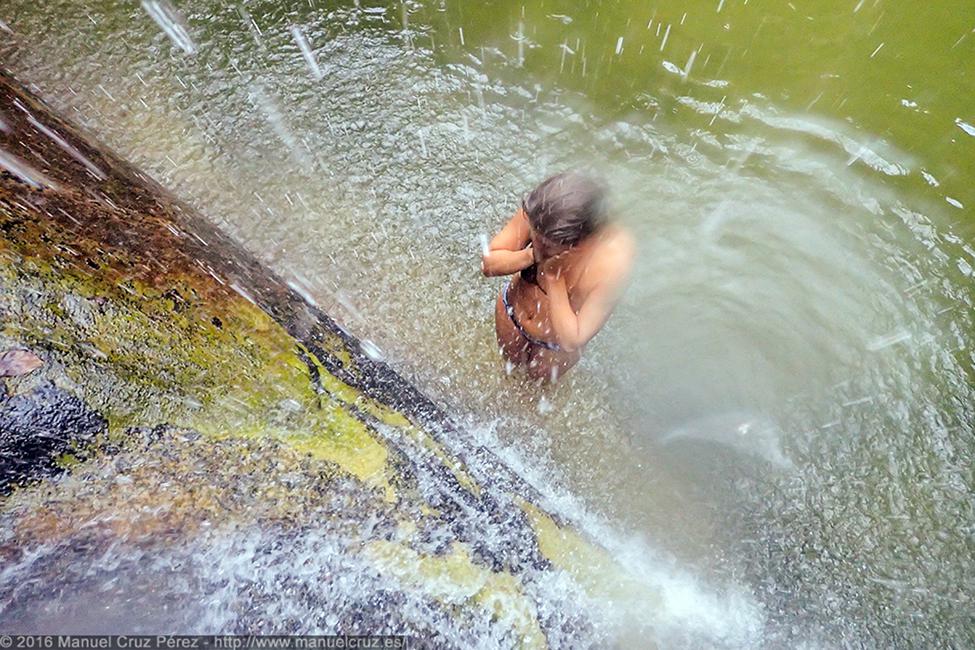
[658, 411, 793, 469]
[662, 60, 681, 76]
[360, 339, 385, 362]
[867, 330, 912, 351]
[956, 118, 975, 138]
[140, 0, 196, 55]
[21, 108, 106, 180]
[682, 49, 698, 80]
[286, 276, 319, 308]
[248, 84, 312, 167]
[290, 26, 323, 80]
[660, 24, 671, 51]
[462, 420, 767, 647]
[536, 395, 553, 415]
[0, 148, 57, 189]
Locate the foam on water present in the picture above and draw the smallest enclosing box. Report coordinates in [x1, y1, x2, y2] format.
[456, 419, 765, 647]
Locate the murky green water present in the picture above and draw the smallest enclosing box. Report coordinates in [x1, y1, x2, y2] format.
[2, 0, 973, 646]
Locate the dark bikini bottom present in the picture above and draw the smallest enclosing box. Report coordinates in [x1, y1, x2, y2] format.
[501, 280, 563, 352]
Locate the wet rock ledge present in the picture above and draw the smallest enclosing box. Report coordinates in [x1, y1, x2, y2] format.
[0, 70, 638, 646]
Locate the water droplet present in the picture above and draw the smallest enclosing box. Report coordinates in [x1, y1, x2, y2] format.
[537, 396, 553, 414]
[290, 26, 323, 80]
[360, 339, 385, 362]
[140, 0, 196, 55]
[956, 119, 975, 138]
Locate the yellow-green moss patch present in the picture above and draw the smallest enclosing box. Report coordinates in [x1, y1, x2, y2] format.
[365, 540, 546, 649]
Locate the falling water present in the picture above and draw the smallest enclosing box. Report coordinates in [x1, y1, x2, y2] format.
[0, 0, 972, 647]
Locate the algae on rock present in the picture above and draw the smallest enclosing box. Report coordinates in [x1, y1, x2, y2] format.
[0, 70, 630, 647]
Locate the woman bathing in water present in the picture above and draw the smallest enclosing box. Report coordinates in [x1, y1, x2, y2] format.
[481, 172, 635, 382]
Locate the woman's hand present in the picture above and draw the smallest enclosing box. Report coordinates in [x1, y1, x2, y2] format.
[535, 263, 560, 292]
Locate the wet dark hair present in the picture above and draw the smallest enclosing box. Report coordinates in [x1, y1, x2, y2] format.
[521, 172, 607, 246]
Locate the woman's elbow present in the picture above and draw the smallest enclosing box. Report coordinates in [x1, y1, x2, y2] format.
[556, 332, 584, 353]
[560, 327, 594, 352]
[564, 339, 585, 353]
[481, 254, 504, 277]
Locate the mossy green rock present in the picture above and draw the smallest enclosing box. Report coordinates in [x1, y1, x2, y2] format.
[0, 71, 632, 646]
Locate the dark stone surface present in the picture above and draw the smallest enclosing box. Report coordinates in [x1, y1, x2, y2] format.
[0, 383, 106, 493]
[0, 70, 596, 646]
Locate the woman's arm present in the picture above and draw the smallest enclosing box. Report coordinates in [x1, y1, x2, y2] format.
[481, 208, 535, 277]
[541, 275, 616, 352]
[539, 235, 635, 351]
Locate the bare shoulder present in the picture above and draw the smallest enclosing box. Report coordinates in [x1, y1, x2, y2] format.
[594, 225, 636, 277]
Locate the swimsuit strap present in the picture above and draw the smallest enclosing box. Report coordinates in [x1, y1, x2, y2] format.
[502, 281, 562, 352]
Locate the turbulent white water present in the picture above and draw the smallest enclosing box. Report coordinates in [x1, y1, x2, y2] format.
[1, 1, 972, 647]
